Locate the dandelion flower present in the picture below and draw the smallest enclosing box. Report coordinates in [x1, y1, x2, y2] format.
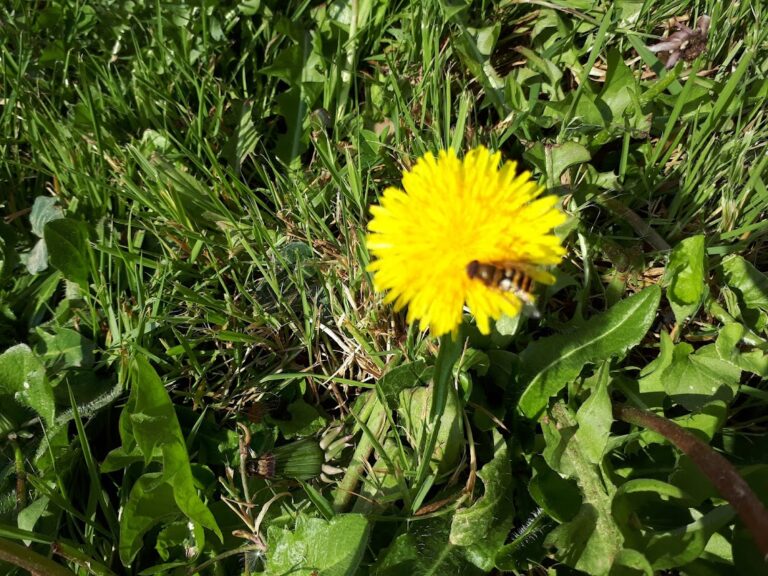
[366, 147, 566, 336]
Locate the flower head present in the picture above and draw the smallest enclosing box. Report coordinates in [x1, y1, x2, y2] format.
[366, 147, 566, 336]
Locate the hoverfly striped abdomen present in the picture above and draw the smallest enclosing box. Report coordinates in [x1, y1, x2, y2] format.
[466, 260, 540, 315]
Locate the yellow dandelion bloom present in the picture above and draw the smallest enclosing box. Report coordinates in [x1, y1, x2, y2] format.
[366, 146, 566, 336]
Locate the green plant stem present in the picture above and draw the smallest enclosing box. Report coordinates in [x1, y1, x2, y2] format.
[412, 333, 464, 501]
[332, 393, 388, 511]
[9, 435, 26, 511]
[0, 537, 76, 576]
[51, 542, 117, 576]
[614, 403, 768, 560]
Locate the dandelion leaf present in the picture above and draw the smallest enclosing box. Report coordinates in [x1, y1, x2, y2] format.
[266, 514, 370, 576]
[518, 286, 660, 419]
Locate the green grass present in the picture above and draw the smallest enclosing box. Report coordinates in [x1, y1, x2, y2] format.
[1, 0, 768, 574]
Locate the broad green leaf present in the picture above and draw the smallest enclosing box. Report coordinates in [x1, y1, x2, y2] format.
[29, 196, 63, 237]
[715, 323, 768, 376]
[371, 516, 484, 576]
[600, 49, 637, 121]
[549, 142, 592, 180]
[378, 360, 429, 409]
[612, 479, 695, 544]
[721, 255, 768, 330]
[449, 430, 514, 544]
[528, 455, 581, 522]
[398, 385, 463, 475]
[450, 432, 515, 570]
[645, 506, 735, 570]
[266, 514, 370, 576]
[543, 402, 624, 574]
[44, 218, 90, 286]
[662, 342, 740, 412]
[665, 235, 706, 323]
[609, 548, 653, 576]
[519, 286, 661, 418]
[575, 362, 612, 464]
[636, 330, 675, 407]
[100, 444, 146, 473]
[525, 141, 591, 181]
[119, 473, 181, 565]
[155, 519, 204, 562]
[109, 357, 221, 565]
[222, 99, 260, 169]
[17, 497, 50, 542]
[35, 327, 94, 370]
[733, 466, 768, 570]
[0, 344, 55, 426]
[438, 0, 470, 19]
[270, 398, 326, 438]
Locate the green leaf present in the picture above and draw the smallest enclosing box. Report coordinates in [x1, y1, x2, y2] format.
[17, 497, 50, 541]
[721, 255, 768, 330]
[270, 398, 326, 438]
[518, 286, 661, 418]
[575, 362, 612, 464]
[528, 455, 581, 522]
[600, 49, 638, 121]
[119, 473, 182, 565]
[609, 549, 653, 576]
[612, 479, 695, 546]
[372, 516, 484, 576]
[645, 506, 735, 570]
[665, 235, 707, 323]
[0, 344, 55, 426]
[525, 141, 591, 181]
[449, 430, 514, 544]
[155, 519, 204, 562]
[637, 330, 676, 399]
[29, 196, 63, 238]
[266, 514, 370, 576]
[378, 360, 429, 409]
[35, 327, 94, 370]
[450, 432, 515, 570]
[398, 385, 463, 475]
[715, 323, 768, 376]
[222, 99, 260, 169]
[662, 342, 741, 412]
[109, 357, 221, 565]
[44, 218, 90, 286]
[543, 402, 624, 574]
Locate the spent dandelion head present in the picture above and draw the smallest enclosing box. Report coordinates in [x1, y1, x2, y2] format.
[366, 146, 566, 337]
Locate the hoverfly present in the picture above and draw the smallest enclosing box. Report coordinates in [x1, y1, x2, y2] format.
[466, 260, 553, 318]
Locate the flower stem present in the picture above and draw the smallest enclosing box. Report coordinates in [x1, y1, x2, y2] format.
[613, 403, 768, 560]
[412, 333, 464, 501]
